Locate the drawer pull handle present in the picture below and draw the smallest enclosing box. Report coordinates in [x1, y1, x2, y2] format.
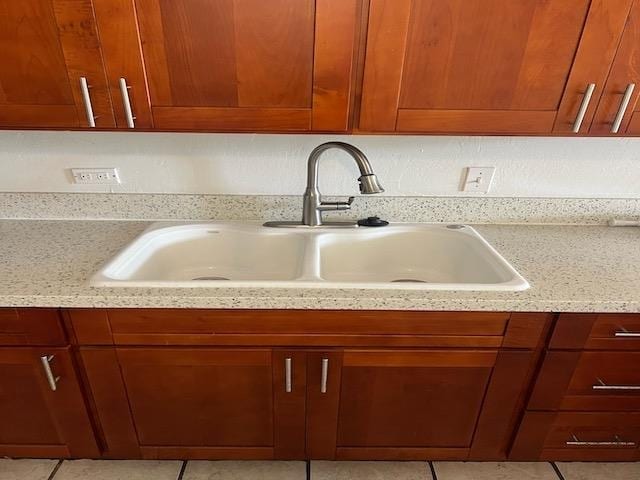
[593, 378, 640, 391]
[611, 83, 636, 133]
[566, 434, 636, 447]
[572, 83, 596, 133]
[40, 355, 60, 392]
[614, 329, 640, 338]
[285, 357, 292, 393]
[320, 358, 329, 394]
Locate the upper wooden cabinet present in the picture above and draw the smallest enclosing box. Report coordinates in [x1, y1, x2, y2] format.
[359, 0, 635, 135]
[4, 0, 640, 135]
[0, 0, 114, 128]
[92, 0, 361, 132]
[591, 1, 640, 135]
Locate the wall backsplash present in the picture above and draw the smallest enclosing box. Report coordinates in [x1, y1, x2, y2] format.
[0, 130, 638, 198]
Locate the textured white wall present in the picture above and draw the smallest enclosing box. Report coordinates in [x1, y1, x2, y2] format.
[0, 130, 638, 197]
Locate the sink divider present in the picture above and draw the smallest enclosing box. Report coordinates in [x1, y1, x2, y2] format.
[297, 233, 323, 282]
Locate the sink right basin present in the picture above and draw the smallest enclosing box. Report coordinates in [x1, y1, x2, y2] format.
[317, 225, 529, 290]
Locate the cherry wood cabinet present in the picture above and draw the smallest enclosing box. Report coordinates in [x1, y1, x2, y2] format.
[334, 350, 495, 457]
[80, 346, 308, 459]
[92, 0, 362, 132]
[5, 0, 640, 135]
[591, 1, 640, 134]
[0, 308, 99, 459]
[0, 347, 99, 458]
[69, 309, 551, 460]
[511, 313, 640, 461]
[0, 0, 114, 128]
[359, 0, 635, 135]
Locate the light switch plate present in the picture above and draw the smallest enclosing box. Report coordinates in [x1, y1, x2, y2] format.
[462, 167, 495, 193]
[71, 168, 121, 185]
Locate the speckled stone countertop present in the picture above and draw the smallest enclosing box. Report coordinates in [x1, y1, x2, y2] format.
[0, 219, 638, 312]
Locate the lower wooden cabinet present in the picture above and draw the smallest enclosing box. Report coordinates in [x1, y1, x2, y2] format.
[79, 345, 538, 460]
[8, 308, 640, 462]
[0, 347, 98, 458]
[512, 411, 640, 461]
[333, 350, 495, 457]
[510, 313, 640, 461]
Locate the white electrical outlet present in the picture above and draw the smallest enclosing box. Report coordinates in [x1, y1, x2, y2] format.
[462, 167, 495, 193]
[71, 168, 121, 185]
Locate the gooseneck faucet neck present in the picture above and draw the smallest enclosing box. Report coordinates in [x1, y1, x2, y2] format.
[306, 142, 375, 191]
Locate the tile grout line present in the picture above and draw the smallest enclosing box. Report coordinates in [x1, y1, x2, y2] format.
[176, 460, 187, 480]
[428, 461, 438, 480]
[47, 460, 63, 480]
[551, 462, 566, 480]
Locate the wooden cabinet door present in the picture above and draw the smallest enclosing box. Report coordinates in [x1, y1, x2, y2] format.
[360, 0, 633, 134]
[0, 0, 114, 128]
[84, 347, 307, 459]
[592, 1, 640, 135]
[0, 347, 98, 458]
[332, 349, 497, 459]
[93, 0, 360, 132]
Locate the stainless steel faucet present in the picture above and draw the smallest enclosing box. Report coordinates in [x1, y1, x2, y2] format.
[265, 142, 384, 228]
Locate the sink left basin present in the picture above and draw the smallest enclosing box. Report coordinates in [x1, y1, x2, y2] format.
[91, 223, 307, 287]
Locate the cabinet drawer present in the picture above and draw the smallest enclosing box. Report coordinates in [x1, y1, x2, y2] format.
[530, 351, 640, 411]
[512, 411, 640, 461]
[564, 352, 640, 411]
[551, 314, 640, 350]
[68, 309, 528, 347]
[543, 412, 640, 461]
[0, 309, 66, 346]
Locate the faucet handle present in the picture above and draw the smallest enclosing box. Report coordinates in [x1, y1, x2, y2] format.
[320, 196, 355, 211]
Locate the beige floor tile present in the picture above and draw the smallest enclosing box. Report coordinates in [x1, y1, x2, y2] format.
[433, 462, 558, 480]
[311, 461, 431, 480]
[556, 462, 640, 480]
[183, 461, 305, 480]
[54, 460, 182, 480]
[0, 459, 59, 480]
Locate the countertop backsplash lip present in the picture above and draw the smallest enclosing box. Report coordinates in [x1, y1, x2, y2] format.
[1, 192, 640, 225]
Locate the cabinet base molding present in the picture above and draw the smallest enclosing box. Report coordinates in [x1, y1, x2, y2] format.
[336, 447, 468, 461]
[140, 447, 274, 460]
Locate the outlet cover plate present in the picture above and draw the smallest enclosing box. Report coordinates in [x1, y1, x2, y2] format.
[71, 168, 121, 185]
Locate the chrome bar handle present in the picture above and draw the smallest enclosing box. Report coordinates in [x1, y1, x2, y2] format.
[566, 434, 635, 447]
[40, 355, 60, 392]
[320, 358, 329, 394]
[615, 330, 640, 338]
[285, 357, 292, 393]
[572, 83, 596, 133]
[79, 77, 97, 128]
[611, 83, 636, 133]
[593, 378, 640, 391]
[119, 77, 136, 128]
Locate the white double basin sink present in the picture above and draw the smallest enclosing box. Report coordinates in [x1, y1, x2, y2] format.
[91, 222, 529, 291]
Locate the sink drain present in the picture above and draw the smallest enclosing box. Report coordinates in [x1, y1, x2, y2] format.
[391, 279, 426, 283]
[192, 276, 230, 281]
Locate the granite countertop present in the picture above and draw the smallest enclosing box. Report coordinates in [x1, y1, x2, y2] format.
[0, 219, 639, 312]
